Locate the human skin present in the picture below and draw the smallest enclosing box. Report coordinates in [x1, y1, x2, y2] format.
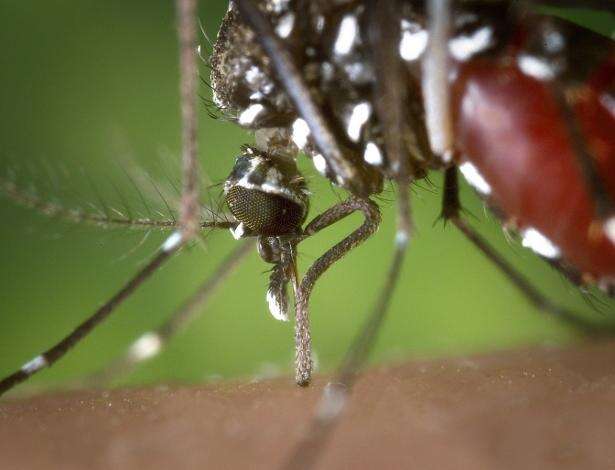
[2, 340, 615, 470]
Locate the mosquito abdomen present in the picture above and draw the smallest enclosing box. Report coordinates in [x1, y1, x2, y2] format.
[453, 58, 615, 287]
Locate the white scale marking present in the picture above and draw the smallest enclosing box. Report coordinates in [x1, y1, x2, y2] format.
[266, 289, 289, 322]
[230, 222, 246, 240]
[363, 142, 383, 166]
[246, 65, 262, 84]
[238, 103, 265, 126]
[399, 20, 428, 61]
[449, 26, 493, 62]
[395, 229, 410, 247]
[521, 227, 561, 259]
[291, 118, 310, 149]
[517, 54, 556, 81]
[21, 355, 48, 374]
[600, 93, 615, 119]
[129, 332, 162, 361]
[459, 161, 491, 195]
[312, 154, 327, 175]
[275, 12, 295, 38]
[162, 231, 182, 252]
[605, 216, 615, 245]
[334, 14, 358, 55]
[346, 102, 371, 142]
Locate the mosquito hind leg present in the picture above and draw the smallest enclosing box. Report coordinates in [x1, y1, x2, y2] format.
[442, 166, 614, 335]
[293, 197, 381, 386]
[85, 240, 254, 387]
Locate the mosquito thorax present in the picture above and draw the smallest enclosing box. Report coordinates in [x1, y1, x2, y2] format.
[224, 146, 309, 240]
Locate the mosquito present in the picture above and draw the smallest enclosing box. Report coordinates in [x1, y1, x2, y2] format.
[0, 0, 614, 469]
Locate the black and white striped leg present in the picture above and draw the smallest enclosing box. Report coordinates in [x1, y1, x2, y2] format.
[0, 0, 211, 398]
[0, 232, 185, 397]
[443, 166, 614, 336]
[85, 239, 254, 386]
[283, 186, 411, 470]
[293, 197, 381, 386]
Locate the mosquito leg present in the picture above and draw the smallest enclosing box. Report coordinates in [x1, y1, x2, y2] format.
[442, 166, 614, 335]
[0, 176, 180, 230]
[176, 0, 201, 241]
[0, 231, 187, 397]
[283, 186, 411, 469]
[292, 197, 381, 386]
[422, 0, 454, 162]
[84, 239, 253, 386]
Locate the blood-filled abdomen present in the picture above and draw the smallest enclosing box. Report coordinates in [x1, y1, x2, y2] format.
[452, 59, 615, 283]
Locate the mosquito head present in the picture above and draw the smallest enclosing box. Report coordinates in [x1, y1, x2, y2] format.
[224, 146, 309, 239]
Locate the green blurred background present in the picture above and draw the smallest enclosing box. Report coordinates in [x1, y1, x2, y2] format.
[0, 1, 613, 393]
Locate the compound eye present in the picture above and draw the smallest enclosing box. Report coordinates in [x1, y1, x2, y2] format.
[226, 186, 304, 236]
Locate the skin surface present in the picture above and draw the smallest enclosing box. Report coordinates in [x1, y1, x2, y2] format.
[2, 340, 615, 470]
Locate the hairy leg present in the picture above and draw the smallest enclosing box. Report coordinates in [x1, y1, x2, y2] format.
[176, 0, 201, 241]
[0, 0, 206, 398]
[294, 197, 381, 386]
[283, 187, 411, 470]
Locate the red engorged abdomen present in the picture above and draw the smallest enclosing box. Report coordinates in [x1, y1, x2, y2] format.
[452, 60, 615, 279]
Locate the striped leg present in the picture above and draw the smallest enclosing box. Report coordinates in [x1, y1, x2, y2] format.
[283, 186, 411, 470]
[0, 0, 204, 397]
[86, 239, 253, 386]
[285, 1, 415, 463]
[0, 233, 183, 397]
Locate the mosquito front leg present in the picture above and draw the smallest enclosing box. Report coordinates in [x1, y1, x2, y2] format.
[0, 232, 187, 397]
[293, 197, 381, 386]
[0, 0, 209, 398]
[442, 166, 614, 335]
[176, 0, 201, 241]
[85, 239, 253, 386]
